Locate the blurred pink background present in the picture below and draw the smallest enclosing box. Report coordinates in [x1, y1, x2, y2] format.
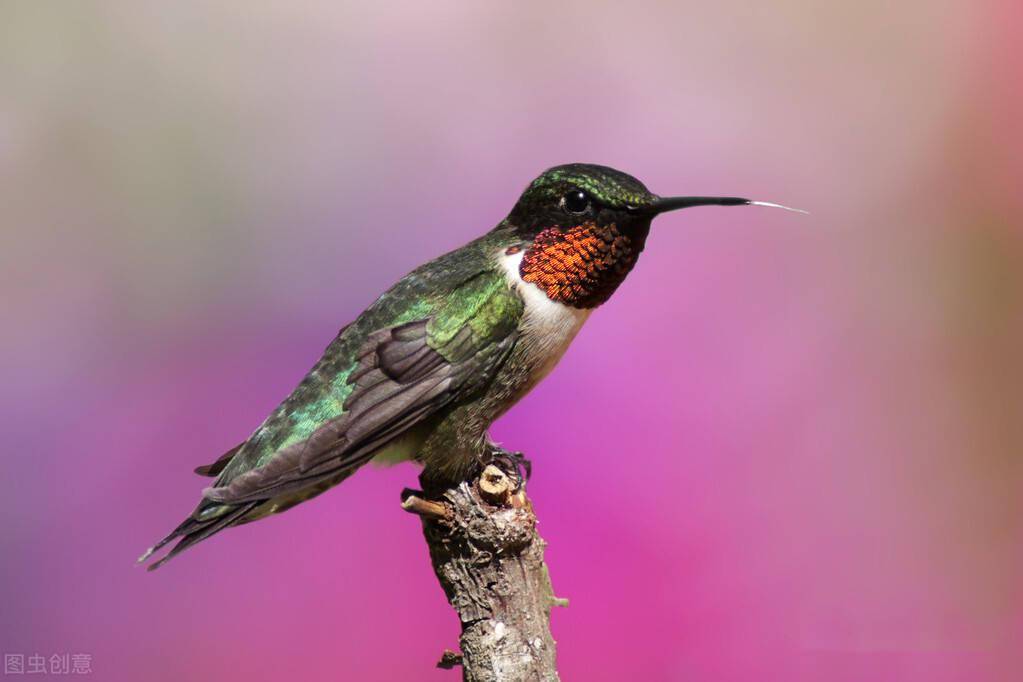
[2, 2, 1021, 680]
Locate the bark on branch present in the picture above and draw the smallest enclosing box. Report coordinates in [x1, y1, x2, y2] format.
[402, 465, 563, 681]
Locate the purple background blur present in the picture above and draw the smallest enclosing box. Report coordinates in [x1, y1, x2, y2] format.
[3, 2, 1022, 680]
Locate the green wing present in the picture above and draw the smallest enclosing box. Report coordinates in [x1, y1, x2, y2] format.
[201, 249, 519, 501]
[141, 231, 525, 569]
[205, 273, 522, 504]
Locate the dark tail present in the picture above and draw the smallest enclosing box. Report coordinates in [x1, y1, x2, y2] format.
[137, 501, 259, 571]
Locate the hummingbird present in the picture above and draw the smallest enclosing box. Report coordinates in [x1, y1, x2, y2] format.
[139, 163, 802, 570]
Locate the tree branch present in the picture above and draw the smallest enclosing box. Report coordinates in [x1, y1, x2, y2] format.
[402, 465, 563, 681]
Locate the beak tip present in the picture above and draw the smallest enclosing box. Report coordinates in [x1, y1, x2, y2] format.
[749, 201, 809, 215]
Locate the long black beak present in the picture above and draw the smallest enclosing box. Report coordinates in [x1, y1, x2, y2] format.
[645, 196, 807, 215]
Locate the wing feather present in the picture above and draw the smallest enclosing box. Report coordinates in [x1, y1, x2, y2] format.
[141, 231, 526, 569]
[202, 313, 517, 505]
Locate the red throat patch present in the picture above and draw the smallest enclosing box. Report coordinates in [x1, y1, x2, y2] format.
[519, 221, 646, 308]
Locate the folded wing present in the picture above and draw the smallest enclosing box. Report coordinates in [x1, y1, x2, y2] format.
[204, 315, 516, 504]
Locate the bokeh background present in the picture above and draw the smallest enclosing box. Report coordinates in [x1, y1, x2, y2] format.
[2, 1, 1021, 680]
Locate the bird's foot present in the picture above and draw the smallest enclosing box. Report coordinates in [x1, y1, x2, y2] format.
[482, 447, 531, 493]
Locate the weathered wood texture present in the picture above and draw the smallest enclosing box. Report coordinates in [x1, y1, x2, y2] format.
[403, 465, 562, 682]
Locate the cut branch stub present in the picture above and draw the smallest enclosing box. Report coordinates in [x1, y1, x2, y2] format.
[401, 487, 451, 520]
[437, 649, 464, 670]
[477, 465, 513, 505]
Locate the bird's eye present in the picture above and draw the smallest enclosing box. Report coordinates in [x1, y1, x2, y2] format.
[562, 190, 592, 215]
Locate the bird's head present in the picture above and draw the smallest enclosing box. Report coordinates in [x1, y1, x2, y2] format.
[500, 163, 803, 309]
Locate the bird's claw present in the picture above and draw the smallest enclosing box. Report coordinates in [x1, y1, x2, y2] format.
[482, 448, 531, 492]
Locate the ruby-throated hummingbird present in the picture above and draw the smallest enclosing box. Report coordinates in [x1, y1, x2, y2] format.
[139, 163, 802, 569]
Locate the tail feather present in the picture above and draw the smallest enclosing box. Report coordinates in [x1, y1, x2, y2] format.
[138, 501, 259, 571]
[136, 516, 203, 564]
